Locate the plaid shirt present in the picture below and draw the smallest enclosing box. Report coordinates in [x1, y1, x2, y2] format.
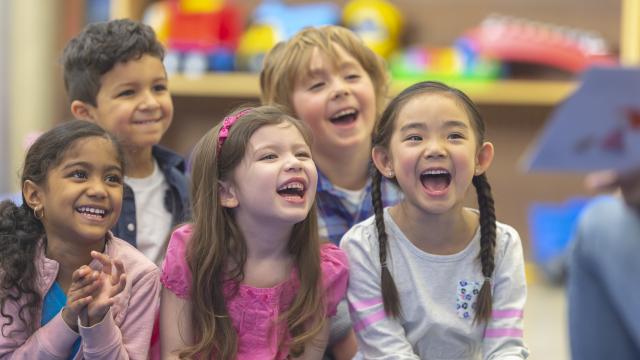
[316, 168, 403, 245]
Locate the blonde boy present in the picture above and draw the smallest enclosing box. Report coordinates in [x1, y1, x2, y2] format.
[261, 25, 402, 359]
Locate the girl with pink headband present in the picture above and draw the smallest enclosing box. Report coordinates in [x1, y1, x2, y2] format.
[159, 106, 349, 359]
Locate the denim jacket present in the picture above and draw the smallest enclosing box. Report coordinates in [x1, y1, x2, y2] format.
[112, 145, 191, 247]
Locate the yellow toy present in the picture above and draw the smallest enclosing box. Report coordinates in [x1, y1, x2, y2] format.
[236, 24, 279, 72]
[179, 0, 223, 13]
[342, 0, 403, 59]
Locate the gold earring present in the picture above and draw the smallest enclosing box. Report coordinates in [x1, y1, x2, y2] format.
[33, 206, 44, 220]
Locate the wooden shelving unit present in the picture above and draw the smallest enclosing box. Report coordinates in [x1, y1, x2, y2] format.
[112, 0, 639, 106]
[168, 72, 577, 106]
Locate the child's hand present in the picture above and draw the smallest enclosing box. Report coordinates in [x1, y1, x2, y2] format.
[83, 251, 126, 327]
[62, 265, 100, 331]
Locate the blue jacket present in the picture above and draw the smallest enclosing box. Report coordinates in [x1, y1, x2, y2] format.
[112, 145, 191, 247]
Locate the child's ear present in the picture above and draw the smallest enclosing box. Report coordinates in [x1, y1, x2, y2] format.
[372, 146, 395, 178]
[218, 180, 239, 208]
[22, 180, 44, 211]
[70, 100, 97, 121]
[474, 141, 495, 176]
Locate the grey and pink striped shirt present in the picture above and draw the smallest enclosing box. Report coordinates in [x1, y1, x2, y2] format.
[341, 208, 529, 359]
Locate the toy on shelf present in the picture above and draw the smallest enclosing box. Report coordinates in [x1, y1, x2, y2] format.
[390, 44, 503, 82]
[142, 1, 171, 46]
[462, 14, 617, 74]
[143, 0, 244, 76]
[342, 0, 403, 59]
[236, 0, 340, 72]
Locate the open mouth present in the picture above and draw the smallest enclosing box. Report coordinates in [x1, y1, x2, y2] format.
[76, 206, 108, 219]
[329, 108, 358, 125]
[276, 181, 306, 200]
[132, 119, 160, 125]
[420, 169, 452, 193]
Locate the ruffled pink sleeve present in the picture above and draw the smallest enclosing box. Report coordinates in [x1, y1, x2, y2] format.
[160, 224, 193, 299]
[320, 243, 349, 317]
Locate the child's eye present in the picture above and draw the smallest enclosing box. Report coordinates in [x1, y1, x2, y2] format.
[308, 82, 325, 91]
[117, 89, 135, 97]
[346, 74, 361, 81]
[404, 135, 422, 142]
[296, 151, 311, 159]
[259, 154, 278, 161]
[448, 133, 465, 140]
[153, 84, 167, 92]
[105, 174, 122, 184]
[68, 170, 88, 179]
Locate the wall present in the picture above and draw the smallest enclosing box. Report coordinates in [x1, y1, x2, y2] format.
[7, 0, 60, 192]
[0, 1, 10, 193]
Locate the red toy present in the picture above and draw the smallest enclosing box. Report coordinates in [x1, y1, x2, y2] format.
[462, 15, 617, 73]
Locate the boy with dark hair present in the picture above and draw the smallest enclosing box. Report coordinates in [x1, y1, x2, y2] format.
[62, 19, 190, 266]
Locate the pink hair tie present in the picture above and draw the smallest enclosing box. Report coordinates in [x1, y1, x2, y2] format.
[216, 108, 252, 157]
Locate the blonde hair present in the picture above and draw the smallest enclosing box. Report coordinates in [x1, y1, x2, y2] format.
[182, 105, 325, 359]
[260, 25, 389, 118]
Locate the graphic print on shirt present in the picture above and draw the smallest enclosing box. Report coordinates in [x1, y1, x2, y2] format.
[456, 279, 482, 320]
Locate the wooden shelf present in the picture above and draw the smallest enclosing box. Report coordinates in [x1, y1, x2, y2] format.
[168, 72, 577, 106]
[391, 78, 577, 106]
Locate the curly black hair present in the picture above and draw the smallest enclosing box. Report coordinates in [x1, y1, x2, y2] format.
[0, 120, 124, 337]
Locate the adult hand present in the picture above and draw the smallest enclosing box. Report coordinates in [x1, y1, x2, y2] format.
[585, 167, 640, 209]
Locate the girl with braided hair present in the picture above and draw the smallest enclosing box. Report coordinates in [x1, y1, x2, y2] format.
[341, 81, 529, 359]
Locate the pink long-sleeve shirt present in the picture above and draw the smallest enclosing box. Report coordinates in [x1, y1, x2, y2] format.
[0, 233, 161, 359]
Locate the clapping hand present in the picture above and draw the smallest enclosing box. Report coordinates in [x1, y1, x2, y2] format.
[81, 251, 127, 327]
[62, 265, 101, 331]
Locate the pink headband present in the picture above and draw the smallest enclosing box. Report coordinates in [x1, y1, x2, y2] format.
[217, 108, 253, 157]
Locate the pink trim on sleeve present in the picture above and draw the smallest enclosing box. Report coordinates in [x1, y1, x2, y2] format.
[348, 297, 383, 313]
[491, 309, 524, 319]
[353, 309, 387, 332]
[484, 327, 524, 338]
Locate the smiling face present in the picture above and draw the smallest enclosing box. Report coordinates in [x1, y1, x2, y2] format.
[220, 122, 318, 228]
[291, 44, 376, 158]
[79, 54, 173, 151]
[29, 136, 124, 246]
[373, 93, 493, 216]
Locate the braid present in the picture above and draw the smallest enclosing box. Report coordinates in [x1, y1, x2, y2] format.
[372, 169, 401, 317]
[472, 174, 496, 324]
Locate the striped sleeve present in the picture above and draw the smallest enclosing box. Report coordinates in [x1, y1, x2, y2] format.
[340, 223, 420, 359]
[483, 225, 530, 359]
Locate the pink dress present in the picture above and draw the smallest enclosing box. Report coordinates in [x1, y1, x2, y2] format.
[161, 224, 349, 359]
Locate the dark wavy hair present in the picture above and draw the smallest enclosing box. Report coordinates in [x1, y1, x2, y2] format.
[0, 120, 124, 337]
[61, 18, 165, 106]
[371, 81, 497, 324]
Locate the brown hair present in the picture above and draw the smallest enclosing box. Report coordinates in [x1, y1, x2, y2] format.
[182, 105, 325, 358]
[371, 81, 496, 324]
[260, 25, 388, 118]
[61, 19, 165, 106]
